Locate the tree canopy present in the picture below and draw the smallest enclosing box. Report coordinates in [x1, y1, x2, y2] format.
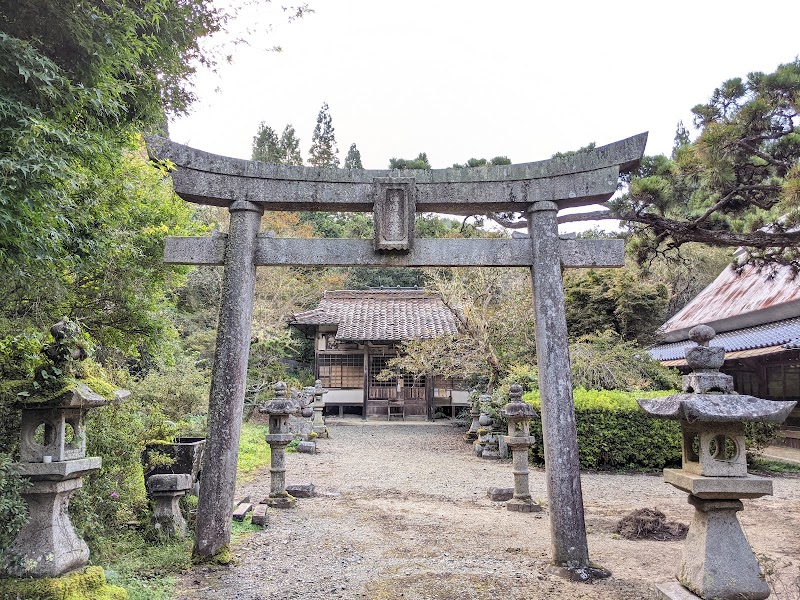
[388, 153, 431, 170]
[618, 60, 800, 268]
[487, 60, 800, 269]
[343, 143, 363, 169]
[308, 102, 339, 167]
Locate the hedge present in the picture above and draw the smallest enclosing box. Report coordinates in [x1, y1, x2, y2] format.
[522, 388, 778, 470]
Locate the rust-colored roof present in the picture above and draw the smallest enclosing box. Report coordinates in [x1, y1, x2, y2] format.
[659, 263, 800, 342]
[290, 289, 459, 341]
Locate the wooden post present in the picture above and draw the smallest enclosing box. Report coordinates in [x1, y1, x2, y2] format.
[193, 200, 263, 560]
[527, 201, 590, 569]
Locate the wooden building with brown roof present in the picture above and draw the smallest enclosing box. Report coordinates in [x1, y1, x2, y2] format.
[290, 289, 469, 420]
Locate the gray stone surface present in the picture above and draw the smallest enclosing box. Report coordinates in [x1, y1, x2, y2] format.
[18, 456, 101, 481]
[528, 201, 590, 569]
[297, 441, 317, 454]
[165, 236, 625, 269]
[638, 393, 796, 422]
[373, 177, 415, 251]
[487, 487, 514, 501]
[682, 371, 732, 394]
[147, 133, 647, 212]
[2, 477, 89, 577]
[677, 497, 770, 600]
[656, 581, 702, 599]
[251, 503, 269, 526]
[147, 473, 193, 493]
[286, 483, 316, 498]
[680, 422, 748, 477]
[193, 199, 263, 559]
[663, 469, 772, 499]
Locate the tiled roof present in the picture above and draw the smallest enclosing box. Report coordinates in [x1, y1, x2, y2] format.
[290, 289, 459, 341]
[649, 317, 800, 361]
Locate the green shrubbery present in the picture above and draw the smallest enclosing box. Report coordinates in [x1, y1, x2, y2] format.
[524, 388, 682, 469]
[523, 388, 778, 470]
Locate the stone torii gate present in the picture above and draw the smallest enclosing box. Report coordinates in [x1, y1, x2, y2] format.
[147, 133, 647, 570]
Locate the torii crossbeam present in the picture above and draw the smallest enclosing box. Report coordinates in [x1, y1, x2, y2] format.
[148, 132, 648, 571]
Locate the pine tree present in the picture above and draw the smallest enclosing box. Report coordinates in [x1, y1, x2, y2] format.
[308, 102, 339, 167]
[279, 125, 303, 166]
[343, 143, 363, 169]
[252, 122, 282, 163]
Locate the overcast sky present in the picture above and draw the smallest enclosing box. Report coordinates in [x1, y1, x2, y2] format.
[170, 0, 798, 172]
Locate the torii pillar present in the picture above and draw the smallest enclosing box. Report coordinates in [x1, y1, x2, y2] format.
[147, 132, 647, 568]
[529, 201, 588, 568]
[193, 199, 263, 559]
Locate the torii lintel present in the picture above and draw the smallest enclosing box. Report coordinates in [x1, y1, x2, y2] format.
[145, 133, 647, 213]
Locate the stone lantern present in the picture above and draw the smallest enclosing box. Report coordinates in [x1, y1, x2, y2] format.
[3, 319, 123, 578]
[311, 379, 328, 438]
[638, 325, 796, 600]
[260, 381, 298, 509]
[464, 395, 482, 443]
[501, 384, 541, 513]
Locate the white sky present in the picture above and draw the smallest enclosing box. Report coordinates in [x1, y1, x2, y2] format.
[170, 0, 798, 172]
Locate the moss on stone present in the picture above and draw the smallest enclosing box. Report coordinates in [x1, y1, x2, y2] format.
[0, 566, 128, 600]
[191, 545, 232, 566]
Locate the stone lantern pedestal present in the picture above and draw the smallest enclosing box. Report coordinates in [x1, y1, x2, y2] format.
[638, 325, 795, 600]
[260, 382, 298, 509]
[311, 379, 328, 438]
[502, 384, 541, 513]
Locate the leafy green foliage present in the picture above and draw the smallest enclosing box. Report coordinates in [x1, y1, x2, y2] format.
[308, 102, 339, 167]
[616, 59, 800, 269]
[91, 532, 192, 600]
[525, 389, 683, 469]
[388, 153, 431, 170]
[251, 123, 282, 164]
[0, 452, 28, 557]
[564, 269, 669, 344]
[452, 156, 511, 168]
[569, 331, 680, 391]
[523, 389, 780, 469]
[252, 122, 304, 165]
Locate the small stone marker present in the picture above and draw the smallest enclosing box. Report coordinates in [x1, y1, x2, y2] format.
[286, 483, 316, 498]
[297, 441, 317, 454]
[232, 502, 253, 522]
[233, 494, 251, 506]
[487, 487, 514, 502]
[251, 503, 269, 526]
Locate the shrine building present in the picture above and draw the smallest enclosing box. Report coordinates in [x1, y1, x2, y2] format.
[290, 288, 469, 420]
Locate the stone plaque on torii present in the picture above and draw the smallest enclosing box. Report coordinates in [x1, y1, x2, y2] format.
[147, 132, 648, 571]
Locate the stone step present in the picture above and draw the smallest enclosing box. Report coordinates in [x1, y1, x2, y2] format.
[232, 503, 253, 521]
[251, 503, 269, 526]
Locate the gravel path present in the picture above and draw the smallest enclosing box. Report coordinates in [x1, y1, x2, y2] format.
[176, 420, 800, 600]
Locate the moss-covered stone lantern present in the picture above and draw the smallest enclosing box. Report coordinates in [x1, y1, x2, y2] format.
[2, 319, 126, 584]
[638, 325, 796, 600]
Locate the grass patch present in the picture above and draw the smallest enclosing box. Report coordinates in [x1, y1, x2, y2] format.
[750, 457, 800, 475]
[91, 530, 192, 600]
[237, 421, 270, 482]
[231, 516, 263, 540]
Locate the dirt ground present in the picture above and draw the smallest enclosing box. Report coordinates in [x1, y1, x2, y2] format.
[176, 420, 800, 600]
